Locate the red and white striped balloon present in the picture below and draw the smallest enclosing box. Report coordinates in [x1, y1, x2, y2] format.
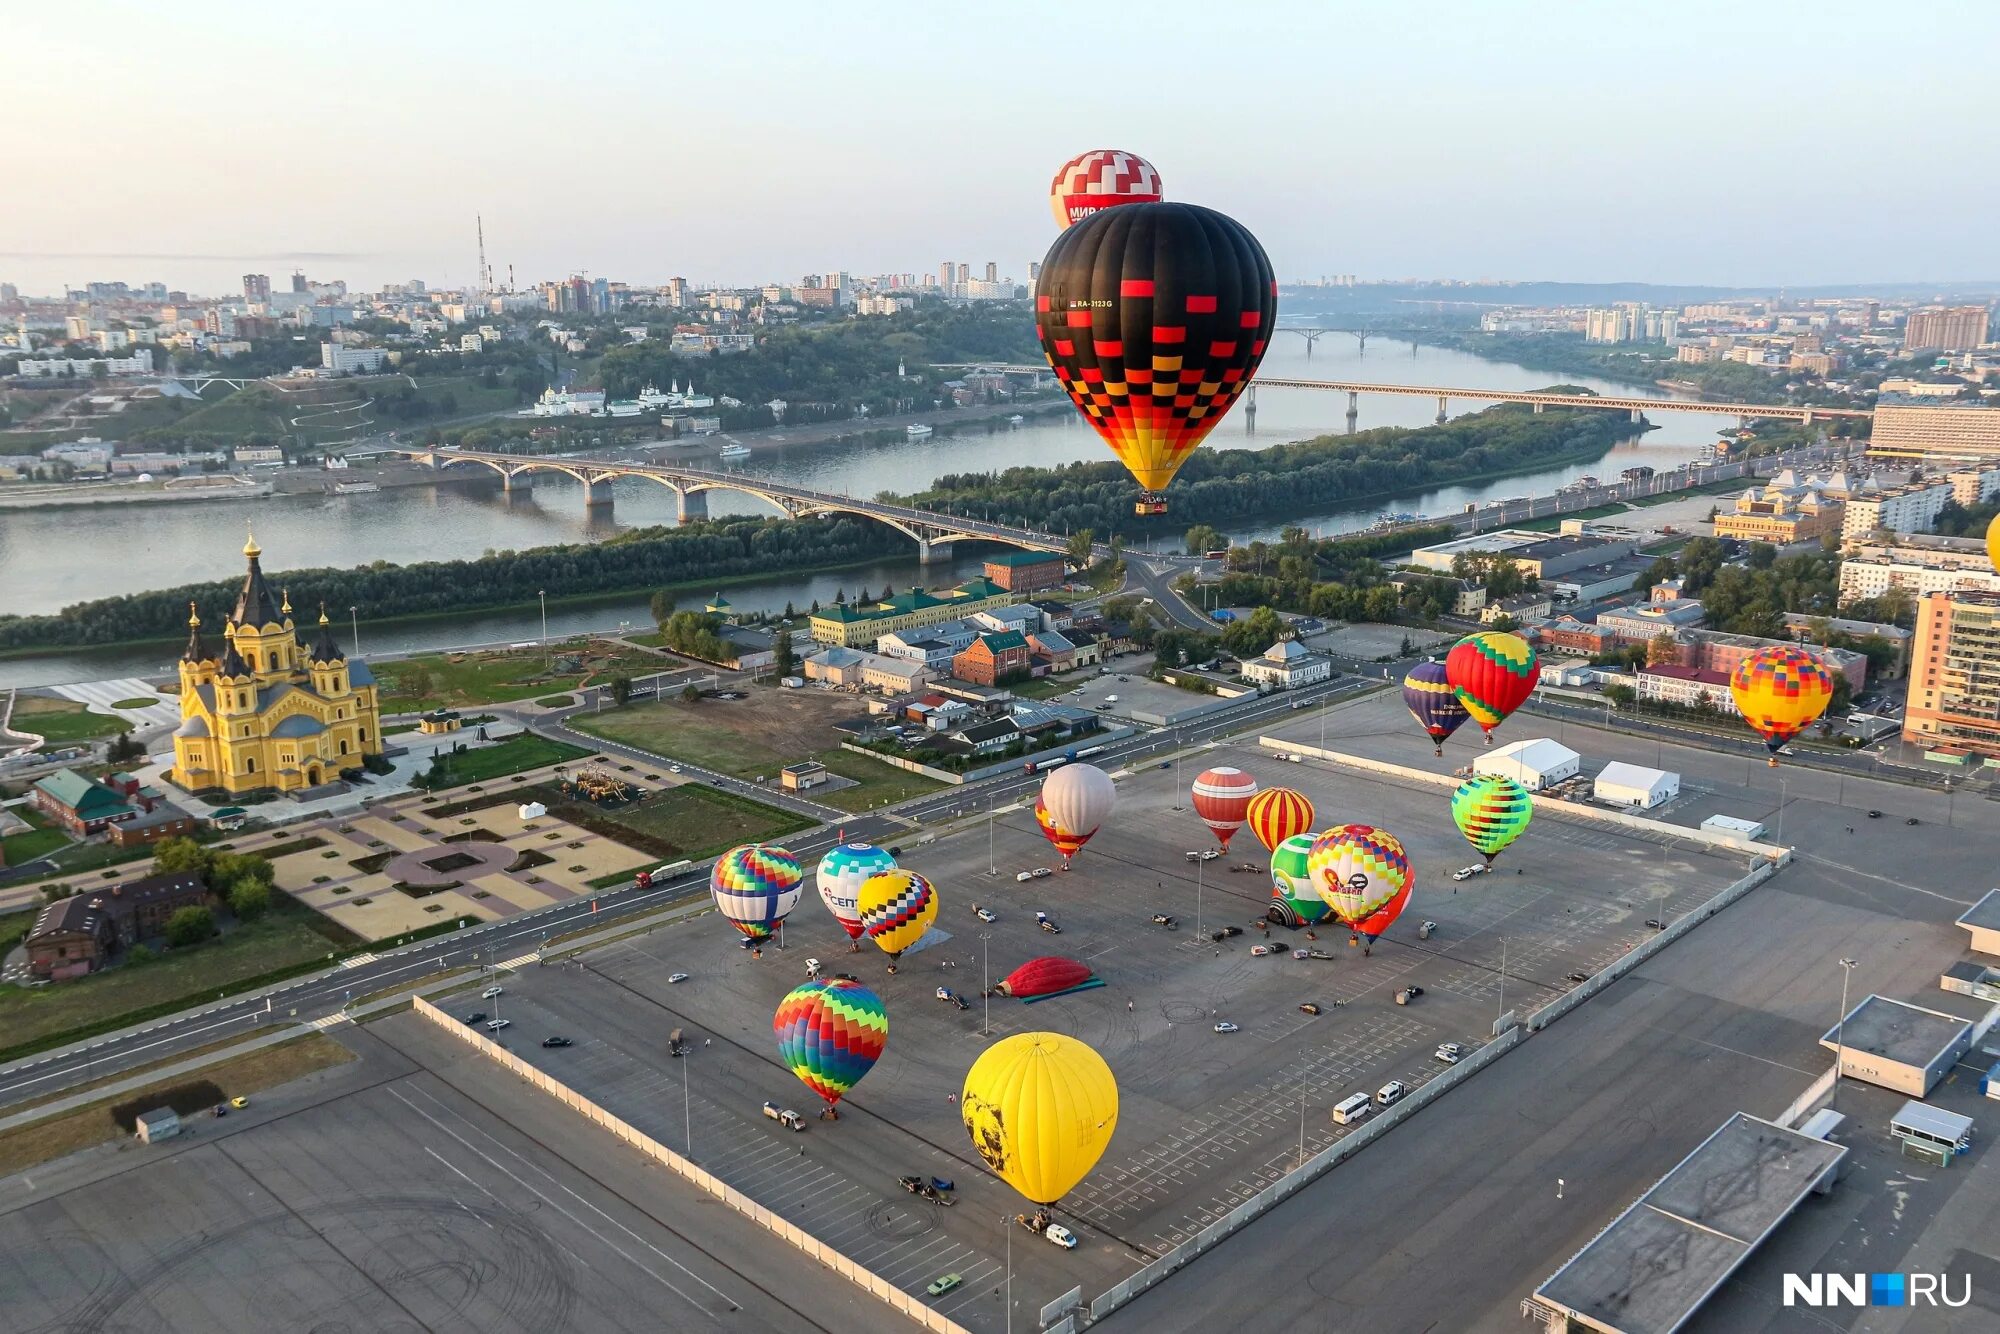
[1191, 766, 1259, 852]
[1049, 148, 1163, 229]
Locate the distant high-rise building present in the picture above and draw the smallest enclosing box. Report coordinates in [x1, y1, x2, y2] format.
[984, 261, 998, 283]
[1, 283, 19, 305]
[1904, 306, 1991, 352]
[668, 276, 689, 307]
[1905, 589, 2000, 759]
[590, 277, 611, 314]
[1870, 400, 2000, 464]
[290, 270, 308, 293]
[242, 274, 271, 304]
[1028, 262, 1040, 282]
[939, 262, 953, 290]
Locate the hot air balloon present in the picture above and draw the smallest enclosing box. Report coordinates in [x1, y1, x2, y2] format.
[1049, 148, 1162, 230]
[1729, 644, 1834, 766]
[816, 842, 897, 946]
[962, 1032, 1118, 1206]
[857, 869, 938, 959]
[1451, 774, 1533, 866]
[710, 843, 804, 941]
[1266, 832, 1331, 928]
[773, 977, 887, 1120]
[1036, 763, 1116, 867]
[1445, 632, 1539, 744]
[1306, 824, 1412, 954]
[1988, 510, 2000, 573]
[1403, 660, 1471, 756]
[1191, 766, 1258, 851]
[1247, 787, 1315, 855]
[990, 956, 1103, 1002]
[1035, 202, 1278, 515]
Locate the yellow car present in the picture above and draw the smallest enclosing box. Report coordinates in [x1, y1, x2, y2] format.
[229, 1096, 249, 1109]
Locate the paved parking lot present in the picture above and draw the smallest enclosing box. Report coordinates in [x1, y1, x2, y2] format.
[447, 730, 1748, 1322]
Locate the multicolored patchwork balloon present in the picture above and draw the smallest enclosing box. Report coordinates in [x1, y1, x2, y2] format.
[816, 842, 897, 941]
[773, 977, 887, 1113]
[1451, 774, 1533, 866]
[1306, 824, 1413, 939]
[1247, 787, 1316, 855]
[1266, 832, 1331, 927]
[1729, 644, 1834, 765]
[857, 869, 939, 958]
[1445, 632, 1539, 744]
[1403, 659, 1471, 756]
[1191, 766, 1258, 851]
[710, 843, 804, 941]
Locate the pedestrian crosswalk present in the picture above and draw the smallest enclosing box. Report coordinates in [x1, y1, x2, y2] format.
[497, 952, 539, 970]
[306, 1012, 350, 1030]
[337, 952, 379, 969]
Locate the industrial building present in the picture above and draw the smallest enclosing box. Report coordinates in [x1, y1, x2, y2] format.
[1473, 738, 1579, 791]
[1592, 762, 1679, 809]
[1409, 530, 1634, 578]
[1956, 888, 2000, 958]
[1819, 995, 1974, 1097]
[1701, 814, 1768, 841]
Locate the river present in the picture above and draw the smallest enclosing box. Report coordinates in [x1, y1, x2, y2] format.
[0, 337, 1742, 686]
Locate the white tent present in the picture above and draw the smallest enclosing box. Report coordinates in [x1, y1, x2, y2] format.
[517, 802, 548, 821]
[1594, 761, 1679, 809]
[1474, 738, 1580, 791]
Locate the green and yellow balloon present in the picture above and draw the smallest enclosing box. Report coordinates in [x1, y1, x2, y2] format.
[1450, 774, 1532, 867]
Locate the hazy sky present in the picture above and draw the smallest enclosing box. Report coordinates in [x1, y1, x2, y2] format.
[6, 2, 1995, 296]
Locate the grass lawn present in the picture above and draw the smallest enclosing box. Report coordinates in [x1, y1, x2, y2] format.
[1, 813, 71, 866]
[0, 1033, 354, 1177]
[0, 909, 36, 954]
[1010, 675, 1087, 700]
[0, 908, 349, 1054]
[43, 837, 161, 879]
[1627, 476, 1752, 507]
[536, 694, 577, 708]
[11, 696, 132, 743]
[571, 701, 941, 813]
[108, 696, 158, 710]
[375, 641, 667, 711]
[514, 779, 811, 865]
[417, 733, 592, 789]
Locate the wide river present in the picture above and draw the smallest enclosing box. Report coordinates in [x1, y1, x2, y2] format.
[0, 337, 1742, 686]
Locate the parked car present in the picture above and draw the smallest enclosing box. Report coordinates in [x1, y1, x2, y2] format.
[1044, 1223, 1079, 1250]
[481, 986, 505, 999]
[1150, 913, 1179, 929]
[1566, 971, 1590, 984]
[1209, 925, 1242, 941]
[1299, 1003, 1322, 1015]
[541, 1036, 574, 1048]
[465, 1012, 487, 1025]
[1866, 809, 1882, 818]
[974, 906, 998, 923]
[1036, 912, 1062, 934]
[1284, 754, 1303, 763]
[1376, 1080, 1408, 1106]
[1450, 865, 1488, 882]
[1213, 1021, 1240, 1034]
[927, 1274, 963, 1298]
[1250, 944, 1278, 957]
[486, 1018, 512, 1032]
[762, 1102, 805, 1131]
[1394, 987, 1423, 1006]
[935, 988, 970, 1011]
[1645, 918, 1667, 930]
[1435, 1043, 1463, 1064]
[1016, 870, 1037, 883]
[1906, 817, 1921, 826]
[1029, 867, 1053, 879]
[1417, 920, 1438, 940]
[669, 972, 691, 983]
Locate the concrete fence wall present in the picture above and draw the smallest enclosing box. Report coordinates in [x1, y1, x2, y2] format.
[1257, 738, 1793, 863]
[1085, 1025, 1525, 1324]
[1774, 1064, 1840, 1130]
[842, 726, 1136, 786]
[412, 996, 976, 1334]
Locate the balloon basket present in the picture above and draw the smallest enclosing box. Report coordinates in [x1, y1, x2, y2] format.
[1135, 495, 1168, 516]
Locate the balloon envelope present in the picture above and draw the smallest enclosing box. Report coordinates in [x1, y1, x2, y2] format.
[1306, 824, 1414, 929]
[1445, 632, 1538, 735]
[1729, 645, 1834, 754]
[817, 842, 897, 941]
[996, 956, 1095, 999]
[1988, 510, 2000, 573]
[1035, 202, 1277, 514]
[1037, 763, 1116, 864]
[773, 978, 887, 1110]
[1191, 766, 1258, 850]
[962, 1032, 1119, 1205]
[710, 843, 804, 940]
[1267, 832, 1331, 927]
[1452, 774, 1533, 863]
[857, 869, 938, 957]
[1403, 660, 1471, 753]
[1049, 148, 1162, 229]
[1247, 787, 1315, 854]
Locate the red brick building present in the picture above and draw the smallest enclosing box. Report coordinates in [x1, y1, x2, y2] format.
[982, 551, 1067, 593]
[952, 631, 1031, 686]
[23, 872, 211, 981]
[1537, 617, 1615, 656]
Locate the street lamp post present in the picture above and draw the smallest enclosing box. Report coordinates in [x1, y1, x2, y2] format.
[348, 605, 360, 655]
[1195, 853, 1205, 938]
[684, 1043, 693, 1155]
[1832, 957, 1859, 1111]
[980, 930, 993, 1036]
[538, 589, 549, 649]
[1004, 1212, 1014, 1334]
[987, 793, 997, 876]
[1497, 936, 1507, 1028]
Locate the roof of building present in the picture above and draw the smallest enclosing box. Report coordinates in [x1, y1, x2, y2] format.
[1892, 1100, 1975, 1144]
[33, 769, 125, 816]
[781, 760, 825, 775]
[1640, 663, 1733, 689]
[346, 659, 375, 687]
[866, 657, 927, 679]
[182, 604, 215, 664]
[1595, 761, 1677, 791]
[1534, 1113, 1845, 1334]
[1031, 630, 1076, 655]
[1600, 600, 1708, 627]
[967, 630, 1027, 655]
[983, 550, 1064, 567]
[1480, 738, 1579, 772]
[1958, 887, 2000, 932]
[812, 578, 1011, 625]
[807, 646, 867, 669]
[307, 609, 345, 663]
[1779, 613, 1913, 643]
[25, 892, 116, 943]
[269, 714, 326, 738]
[117, 803, 192, 832]
[958, 719, 1021, 743]
[1266, 639, 1312, 662]
[719, 624, 774, 651]
[1819, 994, 1972, 1068]
[173, 714, 210, 738]
[230, 536, 287, 629]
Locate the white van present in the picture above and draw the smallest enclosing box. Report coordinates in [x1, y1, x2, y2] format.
[1331, 1093, 1372, 1125]
[1376, 1080, 1408, 1107]
[1104, 694, 1119, 704]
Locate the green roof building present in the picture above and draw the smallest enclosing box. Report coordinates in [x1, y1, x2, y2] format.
[809, 576, 1021, 648]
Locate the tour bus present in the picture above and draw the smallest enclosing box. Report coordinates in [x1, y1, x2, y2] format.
[1331, 1093, 1373, 1125]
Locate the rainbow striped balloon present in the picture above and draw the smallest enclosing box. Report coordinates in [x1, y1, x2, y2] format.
[1451, 774, 1532, 865]
[773, 978, 888, 1111]
[710, 843, 804, 940]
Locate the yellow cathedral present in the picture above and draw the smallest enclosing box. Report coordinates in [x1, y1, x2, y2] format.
[170, 534, 384, 797]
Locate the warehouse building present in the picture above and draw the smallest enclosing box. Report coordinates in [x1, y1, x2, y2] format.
[1473, 738, 1579, 791]
[1819, 995, 1974, 1097]
[1593, 761, 1679, 810]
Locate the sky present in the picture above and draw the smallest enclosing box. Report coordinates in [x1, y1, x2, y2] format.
[5, 1, 1997, 297]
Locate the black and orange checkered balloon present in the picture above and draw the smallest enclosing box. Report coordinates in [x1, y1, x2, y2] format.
[1034, 202, 1277, 513]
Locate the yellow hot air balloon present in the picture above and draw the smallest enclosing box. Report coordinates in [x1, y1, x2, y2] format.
[856, 869, 938, 959]
[1987, 510, 2000, 573]
[961, 1032, 1118, 1206]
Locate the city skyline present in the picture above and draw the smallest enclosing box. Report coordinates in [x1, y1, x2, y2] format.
[8, 2, 1999, 294]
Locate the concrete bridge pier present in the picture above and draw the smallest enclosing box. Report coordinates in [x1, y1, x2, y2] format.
[1532, 401, 1545, 414]
[1345, 390, 1359, 435]
[1800, 408, 1815, 426]
[501, 470, 534, 493]
[917, 538, 954, 565]
[1630, 407, 1644, 423]
[676, 488, 708, 524]
[1436, 395, 1449, 426]
[583, 477, 614, 508]
[1244, 384, 1257, 433]
[1353, 333, 1367, 355]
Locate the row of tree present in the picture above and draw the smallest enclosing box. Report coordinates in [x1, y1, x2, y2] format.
[0, 515, 910, 650]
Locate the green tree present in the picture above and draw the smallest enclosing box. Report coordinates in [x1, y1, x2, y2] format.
[1184, 524, 1223, 557]
[165, 905, 216, 947]
[1066, 528, 1095, 570]
[649, 590, 675, 626]
[682, 682, 702, 703]
[773, 627, 797, 677]
[1604, 683, 1637, 708]
[229, 879, 270, 922]
[151, 836, 213, 878]
[610, 676, 632, 706]
[1486, 612, 1520, 633]
[1646, 632, 1681, 667]
[399, 662, 434, 703]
